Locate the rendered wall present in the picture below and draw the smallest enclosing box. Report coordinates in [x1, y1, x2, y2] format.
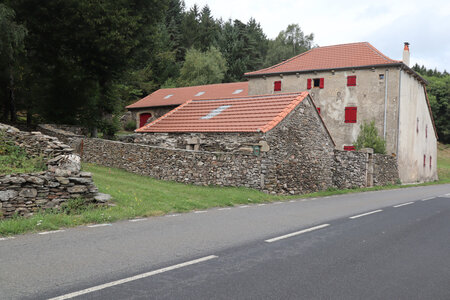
[248, 67, 400, 155]
[397, 71, 438, 183]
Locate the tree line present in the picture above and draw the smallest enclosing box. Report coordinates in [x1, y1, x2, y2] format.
[412, 64, 450, 144]
[0, 0, 314, 136]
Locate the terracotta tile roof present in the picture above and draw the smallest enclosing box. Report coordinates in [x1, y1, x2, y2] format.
[245, 42, 401, 77]
[126, 81, 248, 109]
[136, 92, 309, 133]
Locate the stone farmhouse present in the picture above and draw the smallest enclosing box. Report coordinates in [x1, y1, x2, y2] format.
[126, 81, 248, 128]
[127, 42, 437, 184]
[244, 42, 437, 184]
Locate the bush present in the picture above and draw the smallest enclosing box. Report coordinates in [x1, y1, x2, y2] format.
[354, 121, 386, 154]
[124, 120, 136, 131]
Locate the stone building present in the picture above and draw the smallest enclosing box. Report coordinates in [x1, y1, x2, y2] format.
[126, 81, 248, 128]
[136, 92, 337, 194]
[244, 42, 437, 184]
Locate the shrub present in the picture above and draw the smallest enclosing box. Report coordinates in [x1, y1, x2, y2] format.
[124, 120, 136, 131]
[354, 121, 386, 154]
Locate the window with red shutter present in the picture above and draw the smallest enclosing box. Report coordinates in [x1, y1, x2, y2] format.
[430, 156, 432, 169]
[307, 78, 312, 89]
[423, 155, 426, 167]
[426, 125, 428, 138]
[347, 75, 356, 86]
[344, 107, 357, 123]
[319, 78, 324, 89]
[274, 81, 281, 91]
[344, 145, 355, 151]
[317, 107, 321, 114]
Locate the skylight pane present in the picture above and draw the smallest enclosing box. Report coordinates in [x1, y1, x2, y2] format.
[164, 94, 173, 99]
[200, 105, 231, 120]
[232, 89, 243, 94]
[195, 91, 205, 96]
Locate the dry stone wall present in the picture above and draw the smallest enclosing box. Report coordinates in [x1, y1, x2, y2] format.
[373, 154, 399, 185]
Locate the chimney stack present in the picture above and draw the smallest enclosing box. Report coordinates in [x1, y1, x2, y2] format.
[403, 42, 410, 66]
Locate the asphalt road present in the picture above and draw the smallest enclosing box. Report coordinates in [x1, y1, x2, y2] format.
[1, 184, 449, 299]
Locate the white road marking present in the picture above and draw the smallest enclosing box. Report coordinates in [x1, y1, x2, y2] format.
[257, 204, 266, 206]
[273, 202, 282, 205]
[0, 237, 15, 241]
[87, 224, 112, 228]
[239, 205, 250, 208]
[393, 202, 414, 208]
[422, 197, 435, 201]
[48, 255, 218, 300]
[265, 224, 330, 243]
[166, 214, 180, 217]
[443, 193, 450, 198]
[218, 207, 231, 211]
[289, 200, 296, 203]
[194, 211, 207, 214]
[38, 230, 65, 235]
[129, 218, 147, 222]
[349, 209, 383, 219]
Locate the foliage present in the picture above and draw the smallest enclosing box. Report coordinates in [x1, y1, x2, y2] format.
[124, 120, 137, 131]
[354, 121, 386, 154]
[0, 132, 46, 174]
[178, 47, 227, 86]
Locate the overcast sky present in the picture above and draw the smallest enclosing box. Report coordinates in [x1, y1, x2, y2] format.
[184, 0, 450, 72]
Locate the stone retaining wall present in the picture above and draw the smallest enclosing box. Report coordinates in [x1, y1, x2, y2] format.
[332, 149, 369, 189]
[37, 124, 84, 145]
[373, 154, 400, 185]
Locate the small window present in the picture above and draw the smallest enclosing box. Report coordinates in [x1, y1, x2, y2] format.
[317, 107, 321, 115]
[423, 155, 426, 167]
[379, 74, 384, 80]
[347, 75, 356, 86]
[344, 145, 355, 151]
[416, 118, 419, 134]
[345, 107, 357, 123]
[425, 125, 428, 138]
[274, 81, 281, 91]
[430, 156, 432, 169]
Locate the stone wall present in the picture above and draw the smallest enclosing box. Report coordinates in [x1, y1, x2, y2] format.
[333, 149, 369, 189]
[37, 124, 84, 145]
[0, 124, 107, 219]
[373, 154, 399, 185]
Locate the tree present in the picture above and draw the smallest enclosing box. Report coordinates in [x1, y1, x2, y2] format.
[178, 47, 227, 86]
[354, 121, 386, 154]
[0, 3, 27, 122]
[264, 24, 314, 67]
[424, 75, 450, 143]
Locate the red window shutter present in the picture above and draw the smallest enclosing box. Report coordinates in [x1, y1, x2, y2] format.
[347, 76, 356, 86]
[344, 145, 355, 151]
[317, 107, 321, 114]
[274, 81, 281, 91]
[430, 156, 432, 169]
[426, 125, 428, 138]
[423, 155, 426, 167]
[307, 78, 312, 89]
[319, 78, 324, 89]
[345, 107, 357, 123]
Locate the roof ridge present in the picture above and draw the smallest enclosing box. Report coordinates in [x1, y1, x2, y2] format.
[259, 92, 308, 133]
[192, 92, 303, 102]
[157, 81, 248, 92]
[365, 42, 399, 63]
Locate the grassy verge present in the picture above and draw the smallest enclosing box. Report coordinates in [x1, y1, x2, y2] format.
[1, 144, 449, 237]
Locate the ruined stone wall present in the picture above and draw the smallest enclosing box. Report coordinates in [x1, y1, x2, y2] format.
[373, 154, 399, 185]
[37, 124, 84, 145]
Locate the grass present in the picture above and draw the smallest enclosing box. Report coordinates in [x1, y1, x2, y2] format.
[1, 144, 450, 237]
[0, 132, 46, 174]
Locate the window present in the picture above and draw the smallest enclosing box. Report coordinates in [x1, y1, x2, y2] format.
[423, 155, 426, 167]
[416, 118, 419, 134]
[308, 78, 324, 89]
[430, 156, 432, 169]
[274, 81, 281, 91]
[345, 107, 357, 123]
[426, 125, 428, 138]
[379, 74, 384, 80]
[317, 107, 321, 114]
[347, 75, 356, 86]
[344, 145, 355, 151]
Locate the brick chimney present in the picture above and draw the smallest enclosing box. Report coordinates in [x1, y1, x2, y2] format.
[403, 42, 410, 66]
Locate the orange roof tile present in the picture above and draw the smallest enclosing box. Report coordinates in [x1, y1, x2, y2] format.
[126, 81, 248, 109]
[136, 92, 309, 133]
[245, 42, 401, 77]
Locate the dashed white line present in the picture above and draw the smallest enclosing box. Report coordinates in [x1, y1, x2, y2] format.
[166, 214, 180, 217]
[87, 224, 112, 228]
[443, 193, 450, 198]
[257, 204, 266, 206]
[48, 255, 218, 300]
[0, 237, 15, 241]
[393, 202, 414, 208]
[422, 197, 435, 201]
[218, 207, 231, 211]
[129, 218, 147, 222]
[273, 202, 282, 205]
[239, 205, 250, 208]
[194, 211, 207, 214]
[38, 230, 65, 235]
[265, 224, 330, 243]
[289, 200, 296, 203]
[349, 209, 383, 219]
